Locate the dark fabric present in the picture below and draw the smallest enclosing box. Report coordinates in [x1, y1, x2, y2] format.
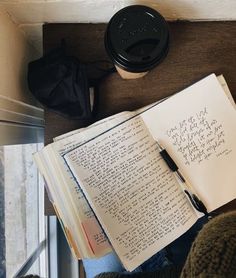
[20, 276, 39, 278]
[28, 45, 92, 119]
[166, 216, 208, 268]
[95, 266, 181, 278]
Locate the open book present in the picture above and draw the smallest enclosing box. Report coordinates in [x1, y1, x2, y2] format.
[34, 74, 236, 271]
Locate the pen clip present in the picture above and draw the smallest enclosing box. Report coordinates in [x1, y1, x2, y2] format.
[192, 194, 208, 215]
[184, 190, 208, 216]
[184, 190, 199, 210]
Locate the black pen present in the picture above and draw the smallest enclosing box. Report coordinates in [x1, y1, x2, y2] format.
[156, 140, 208, 216]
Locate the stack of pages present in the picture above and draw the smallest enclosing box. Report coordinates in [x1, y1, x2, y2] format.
[34, 74, 236, 271]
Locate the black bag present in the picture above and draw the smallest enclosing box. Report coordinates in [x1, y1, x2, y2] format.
[28, 44, 94, 119]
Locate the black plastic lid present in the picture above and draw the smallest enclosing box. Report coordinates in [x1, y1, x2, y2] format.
[105, 5, 169, 73]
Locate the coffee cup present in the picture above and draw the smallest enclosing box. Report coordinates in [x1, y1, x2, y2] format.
[105, 5, 169, 79]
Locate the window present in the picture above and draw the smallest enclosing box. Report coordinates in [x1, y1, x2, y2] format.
[0, 143, 47, 278]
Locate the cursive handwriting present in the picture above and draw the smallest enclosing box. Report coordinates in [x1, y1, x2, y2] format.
[166, 107, 232, 165]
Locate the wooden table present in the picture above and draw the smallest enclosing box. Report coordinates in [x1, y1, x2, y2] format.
[43, 22, 236, 215]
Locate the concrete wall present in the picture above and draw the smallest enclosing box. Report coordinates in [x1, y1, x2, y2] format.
[1, 0, 236, 54]
[4, 144, 43, 277]
[0, 147, 5, 278]
[0, 10, 40, 107]
[2, 0, 236, 23]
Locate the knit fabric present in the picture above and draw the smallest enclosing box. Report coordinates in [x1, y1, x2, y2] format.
[181, 211, 236, 278]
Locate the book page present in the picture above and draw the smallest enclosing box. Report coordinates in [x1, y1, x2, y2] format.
[54, 111, 135, 142]
[35, 112, 140, 258]
[49, 111, 141, 257]
[54, 103, 158, 142]
[217, 75, 236, 108]
[34, 151, 83, 258]
[48, 105, 166, 259]
[64, 115, 198, 271]
[141, 74, 236, 212]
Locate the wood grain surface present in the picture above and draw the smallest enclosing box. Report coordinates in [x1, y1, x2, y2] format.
[43, 22, 236, 215]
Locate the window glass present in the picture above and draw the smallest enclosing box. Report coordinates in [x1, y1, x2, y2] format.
[0, 143, 46, 278]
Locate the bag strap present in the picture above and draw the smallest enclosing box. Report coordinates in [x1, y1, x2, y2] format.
[86, 60, 116, 117]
